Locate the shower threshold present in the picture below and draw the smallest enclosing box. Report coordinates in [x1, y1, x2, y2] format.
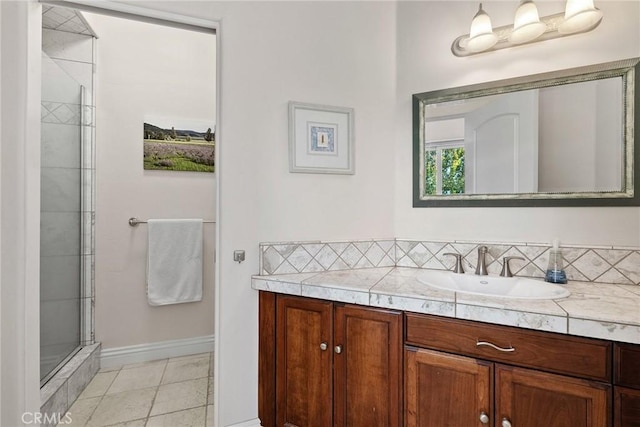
[40, 343, 101, 427]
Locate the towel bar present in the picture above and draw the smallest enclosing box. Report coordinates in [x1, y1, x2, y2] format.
[129, 217, 216, 227]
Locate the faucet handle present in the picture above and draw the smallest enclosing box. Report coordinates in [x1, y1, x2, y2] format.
[500, 256, 524, 277]
[443, 253, 465, 274]
[475, 246, 489, 276]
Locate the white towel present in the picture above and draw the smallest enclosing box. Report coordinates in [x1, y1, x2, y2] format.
[147, 219, 203, 306]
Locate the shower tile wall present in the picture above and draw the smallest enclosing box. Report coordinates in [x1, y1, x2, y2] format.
[41, 27, 95, 381]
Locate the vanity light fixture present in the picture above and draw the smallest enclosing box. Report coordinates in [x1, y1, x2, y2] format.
[466, 3, 499, 53]
[509, 0, 546, 44]
[558, 0, 603, 34]
[452, 0, 603, 57]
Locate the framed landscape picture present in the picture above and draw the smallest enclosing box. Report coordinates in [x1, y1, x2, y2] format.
[143, 116, 215, 173]
[288, 102, 355, 174]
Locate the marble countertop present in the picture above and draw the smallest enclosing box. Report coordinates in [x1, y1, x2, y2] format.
[252, 267, 640, 345]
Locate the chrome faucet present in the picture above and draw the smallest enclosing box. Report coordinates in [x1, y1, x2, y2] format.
[475, 246, 488, 275]
[500, 256, 524, 277]
[443, 252, 465, 274]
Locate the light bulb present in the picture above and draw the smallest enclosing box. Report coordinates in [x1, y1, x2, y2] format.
[558, 0, 603, 34]
[467, 3, 498, 53]
[509, 0, 546, 44]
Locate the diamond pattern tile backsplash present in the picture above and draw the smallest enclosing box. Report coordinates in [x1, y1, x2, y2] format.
[259, 239, 640, 286]
[260, 240, 396, 275]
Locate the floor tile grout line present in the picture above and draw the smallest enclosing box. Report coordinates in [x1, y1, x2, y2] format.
[151, 358, 209, 421]
[206, 377, 213, 405]
[119, 358, 169, 371]
[146, 403, 209, 417]
[81, 366, 122, 427]
[146, 403, 210, 424]
[85, 385, 160, 427]
[145, 358, 170, 424]
[160, 358, 211, 387]
[102, 417, 146, 427]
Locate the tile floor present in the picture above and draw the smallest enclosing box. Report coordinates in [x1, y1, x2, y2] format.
[58, 352, 214, 427]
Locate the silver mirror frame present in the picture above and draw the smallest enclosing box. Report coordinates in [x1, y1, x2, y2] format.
[413, 57, 640, 207]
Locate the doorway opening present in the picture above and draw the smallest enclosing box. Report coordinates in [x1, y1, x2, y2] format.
[39, 4, 219, 424]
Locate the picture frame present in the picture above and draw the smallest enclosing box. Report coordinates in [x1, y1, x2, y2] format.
[143, 115, 215, 173]
[288, 101, 355, 174]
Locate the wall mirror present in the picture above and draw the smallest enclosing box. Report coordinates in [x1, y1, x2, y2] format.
[413, 57, 639, 207]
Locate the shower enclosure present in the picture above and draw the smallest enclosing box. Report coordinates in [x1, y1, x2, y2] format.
[40, 6, 96, 384]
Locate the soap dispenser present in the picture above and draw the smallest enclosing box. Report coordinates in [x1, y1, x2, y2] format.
[545, 239, 567, 284]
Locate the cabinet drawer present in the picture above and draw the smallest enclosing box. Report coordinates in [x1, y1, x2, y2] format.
[615, 343, 640, 388]
[406, 313, 611, 382]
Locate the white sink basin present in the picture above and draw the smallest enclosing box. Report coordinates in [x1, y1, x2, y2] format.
[417, 269, 570, 300]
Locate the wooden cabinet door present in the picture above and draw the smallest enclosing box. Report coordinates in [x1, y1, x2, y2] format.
[333, 305, 402, 427]
[496, 365, 611, 427]
[615, 386, 640, 427]
[276, 296, 333, 427]
[615, 343, 640, 388]
[405, 347, 492, 427]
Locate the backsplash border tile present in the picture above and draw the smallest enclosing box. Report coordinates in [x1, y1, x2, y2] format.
[258, 239, 640, 286]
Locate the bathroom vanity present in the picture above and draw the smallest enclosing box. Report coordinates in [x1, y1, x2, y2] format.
[260, 293, 402, 427]
[254, 267, 640, 427]
[405, 313, 610, 427]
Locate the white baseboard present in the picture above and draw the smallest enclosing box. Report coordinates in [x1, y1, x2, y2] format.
[100, 334, 215, 369]
[226, 418, 262, 427]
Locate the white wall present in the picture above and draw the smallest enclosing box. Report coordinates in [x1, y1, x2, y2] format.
[1, 2, 4, 420]
[1, 2, 3, 418]
[539, 83, 598, 192]
[595, 78, 623, 191]
[395, 0, 640, 246]
[212, 3, 396, 424]
[86, 13, 216, 349]
[0, 1, 41, 424]
[538, 79, 622, 193]
[115, 3, 398, 426]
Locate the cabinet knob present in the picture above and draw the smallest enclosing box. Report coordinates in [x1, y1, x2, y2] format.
[320, 342, 328, 351]
[479, 412, 489, 424]
[334, 345, 343, 354]
[502, 418, 512, 427]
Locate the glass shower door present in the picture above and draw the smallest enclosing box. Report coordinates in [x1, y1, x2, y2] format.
[40, 52, 83, 383]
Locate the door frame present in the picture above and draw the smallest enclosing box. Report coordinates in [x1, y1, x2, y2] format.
[19, 0, 222, 424]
